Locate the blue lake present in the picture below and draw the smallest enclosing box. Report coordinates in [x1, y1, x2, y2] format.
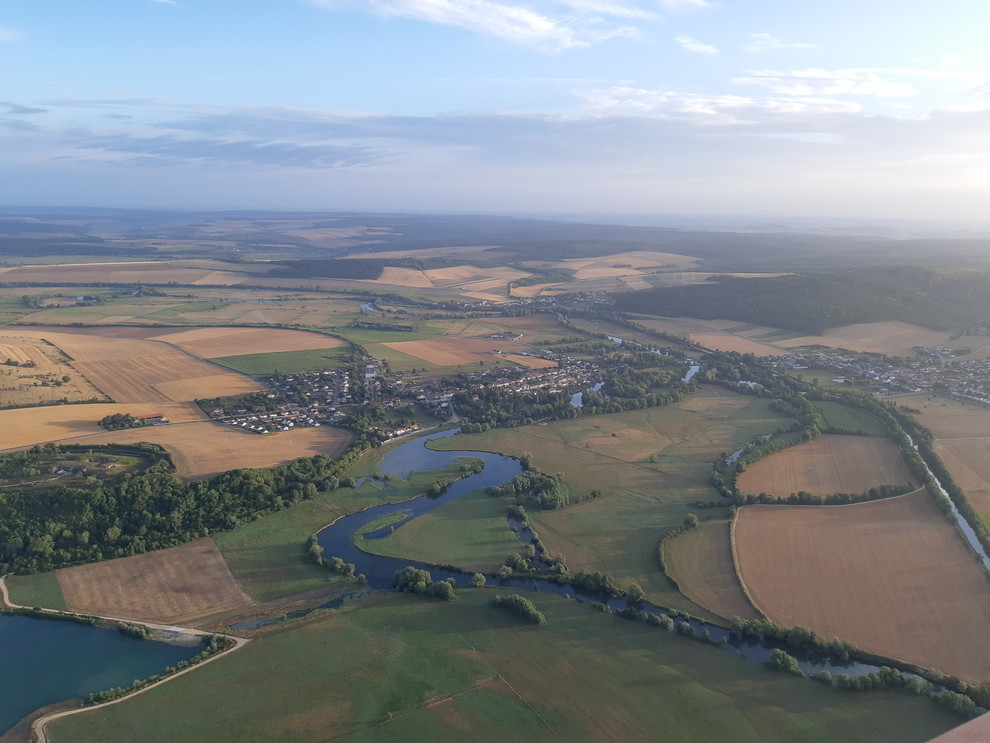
[0, 614, 199, 734]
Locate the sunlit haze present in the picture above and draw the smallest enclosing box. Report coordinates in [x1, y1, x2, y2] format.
[3, 0, 990, 222]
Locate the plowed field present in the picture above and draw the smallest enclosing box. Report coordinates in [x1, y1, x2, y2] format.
[734, 492, 990, 682]
[57, 539, 253, 624]
[737, 435, 913, 496]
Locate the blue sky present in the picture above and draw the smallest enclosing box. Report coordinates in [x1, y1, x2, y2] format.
[2, 0, 989, 222]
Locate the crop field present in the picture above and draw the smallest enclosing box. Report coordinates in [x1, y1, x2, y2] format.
[47, 590, 961, 743]
[144, 327, 348, 358]
[779, 321, 955, 356]
[381, 336, 526, 367]
[500, 354, 557, 369]
[734, 492, 990, 682]
[210, 348, 351, 375]
[662, 519, 758, 621]
[0, 402, 205, 451]
[936, 439, 990, 512]
[0, 334, 108, 407]
[72, 423, 353, 480]
[431, 388, 795, 618]
[897, 394, 990, 439]
[736, 435, 913, 497]
[57, 539, 254, 624]
[0, 329, 263, 402]
[0, 260, 262, 286]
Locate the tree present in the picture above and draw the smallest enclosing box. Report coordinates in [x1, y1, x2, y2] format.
[471, 573, 486, 587]
[626, 583, 645, 604]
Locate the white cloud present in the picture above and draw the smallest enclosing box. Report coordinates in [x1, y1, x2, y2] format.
[311, 0, 640, 52]
[743, 33, 816, 53]
[735, 69, 917, 98]
[659, 0, 709, 8]
[673, 34, 717, 55]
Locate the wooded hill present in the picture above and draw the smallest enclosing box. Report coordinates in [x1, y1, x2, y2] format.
[615, 266, 990, 334]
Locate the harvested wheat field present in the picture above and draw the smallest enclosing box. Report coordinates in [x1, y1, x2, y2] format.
[0, 402, 205, 451]
[370, 267, 434, 287]
[382, 336, 523, 367]
[779, 321, 953, 356]
[897, 395, 990, 439]
[936, 439, 990, 511]
[73, 422, 353, 479]
[57, 539, 253, 624]
[737, 435, 913, 497]
[147, 327, 345, 357]
[5, 330, 264, 402]
[0, 334, 108, 406]
[735, 492, 990, 682]
[663, 519, 759, 621]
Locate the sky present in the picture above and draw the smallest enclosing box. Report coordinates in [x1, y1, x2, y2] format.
[2, 0, 990, 223]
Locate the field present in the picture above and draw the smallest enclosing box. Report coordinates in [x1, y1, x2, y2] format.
[812, 401, 889, 435]
[210, 348, 351, 375]
[0, 334, 108, 407]
[1, 329, 262, 403]
[0, 260, 265, 286]
[381, 337, 525, 367]
[354, 488, 523, 573]
[70, 423, 353, 480]
[143, 327, 348, 359]
[662, 519, 758, 621]
[937, 439, 990, 512]
[897, 394, 990, 439]
[629, 316, 794, 356]
[431, 387, 796, 618]
[46, 591, 960, 743]
[778, 322, 956, 356]
[734, 492, 990, 682]
[0, 402, 206, 451]
[56, 539, 254, 624]
[736, 435, 913, 497]
[4, 571, 68, 612]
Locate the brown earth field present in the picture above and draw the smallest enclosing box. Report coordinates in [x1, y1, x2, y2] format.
[57, 539, 253, 624]
[663, 519, 759, 620]
[736, 435, 913, 497]
[71, 422, 354, 479]
[734, 492, 990, 682]
[0, 330, 263, 402]
[381, 336, 525, 366]
[0, 402, 206, 451]
[936, 439, 990, 511]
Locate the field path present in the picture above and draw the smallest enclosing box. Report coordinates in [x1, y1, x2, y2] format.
[0, 574, 249, 743]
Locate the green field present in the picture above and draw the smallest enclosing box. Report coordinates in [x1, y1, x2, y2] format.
[354, 488, 523, 572]
[813, 400, 889, 436]
[4, 571, 67, 611]
[210, 348, 352, 375]
[47, 590, 961, 743]
[431, 387, 795, 620]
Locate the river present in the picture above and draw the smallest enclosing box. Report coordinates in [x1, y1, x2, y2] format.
[0, 614, 199, 734]
[316, 430, 893, 680]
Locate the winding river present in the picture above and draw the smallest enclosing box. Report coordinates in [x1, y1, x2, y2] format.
[317, 430, 885, 679]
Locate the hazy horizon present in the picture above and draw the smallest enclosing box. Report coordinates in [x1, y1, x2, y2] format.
[3, 1, 989, 220]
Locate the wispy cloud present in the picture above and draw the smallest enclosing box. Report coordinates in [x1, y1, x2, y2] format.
[310, 0, 640, 52]
[659, 0, 709, 8]
[673, 34, 718, 55]
[735, 69, 917, 98]
[743, 33, 816, 53]
[0, 101, 47, 115]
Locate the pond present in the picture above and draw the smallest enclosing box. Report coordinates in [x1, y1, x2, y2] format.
[0, 614, 199, 734]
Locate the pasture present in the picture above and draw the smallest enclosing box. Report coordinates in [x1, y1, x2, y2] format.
[47, 590, 961, 743]
[736, 435, 913, 497]
[431, 387, 795, 618]
[354, 488, 523, 573]
[662, 519, 758, 621]
[4, 571, 67, 611]
[734, 492, 990, 683]
[0, 402, 205, 451]
[57, 539, 253, 624]
[72, 423, 353, 480]
[812, 401, 889, 435]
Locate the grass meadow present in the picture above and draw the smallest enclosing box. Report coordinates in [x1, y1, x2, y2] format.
[46, 590, 961, 743]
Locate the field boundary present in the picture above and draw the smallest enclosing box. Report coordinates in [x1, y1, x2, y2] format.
[727, 515, 767, 621]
